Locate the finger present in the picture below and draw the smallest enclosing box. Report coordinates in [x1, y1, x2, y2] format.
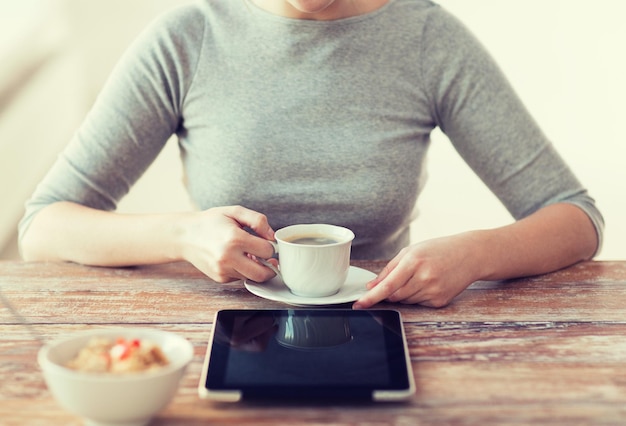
[199, 252, 270, 284]
[365, 257, 400, 290]
[241, 231, 277, 260]
[246, 254, 279, 278]
[225, 205, 275, 241]
[209, 227, 276, 282]
[353, 264, 414, 309]
[234, 255, 277, 283]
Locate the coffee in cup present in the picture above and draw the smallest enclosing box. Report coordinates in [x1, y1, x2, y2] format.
[283, 235, 340, 245]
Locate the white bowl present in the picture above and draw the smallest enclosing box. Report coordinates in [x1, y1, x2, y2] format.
[38, 328, 194, 426]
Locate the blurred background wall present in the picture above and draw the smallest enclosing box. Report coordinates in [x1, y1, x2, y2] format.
[1, 0, 624, 260]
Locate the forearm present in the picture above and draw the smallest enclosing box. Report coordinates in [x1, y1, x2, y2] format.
[472, 202, 598, 282]
[20, 202, 185, 266]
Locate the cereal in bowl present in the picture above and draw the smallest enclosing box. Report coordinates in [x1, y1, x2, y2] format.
[66, 337, 169, 373]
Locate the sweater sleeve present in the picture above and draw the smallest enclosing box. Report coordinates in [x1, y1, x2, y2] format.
[18, 5, 204, 244]
[419, 5, 604, 253]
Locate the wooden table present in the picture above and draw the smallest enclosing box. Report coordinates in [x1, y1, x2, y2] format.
[1, 260, 626, 425]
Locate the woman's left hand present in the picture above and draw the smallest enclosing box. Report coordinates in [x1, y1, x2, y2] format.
[352, 233, 483, 309]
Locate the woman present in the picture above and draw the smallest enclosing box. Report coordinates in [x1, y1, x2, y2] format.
[19, 0, 603, 309]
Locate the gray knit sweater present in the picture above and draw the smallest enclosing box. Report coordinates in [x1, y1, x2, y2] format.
[20, 0, 604, 259]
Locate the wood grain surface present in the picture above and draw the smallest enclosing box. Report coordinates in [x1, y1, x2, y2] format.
[1, 260, 626, 425]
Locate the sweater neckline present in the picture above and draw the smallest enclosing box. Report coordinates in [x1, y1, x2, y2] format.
[242, 0, 395, 27]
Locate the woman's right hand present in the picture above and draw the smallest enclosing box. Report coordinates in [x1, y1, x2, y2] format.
[177, 205, 278, 283]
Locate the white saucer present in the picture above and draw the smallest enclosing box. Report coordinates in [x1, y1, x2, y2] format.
[244, 266, 377, 307]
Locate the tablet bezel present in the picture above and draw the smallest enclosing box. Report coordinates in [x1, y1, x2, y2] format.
[197, 308, 415, 402]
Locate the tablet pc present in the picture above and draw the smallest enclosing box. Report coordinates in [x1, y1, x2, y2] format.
[198, 309, 415, 402]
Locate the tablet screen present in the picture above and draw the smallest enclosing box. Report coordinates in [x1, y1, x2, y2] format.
[198, 309, 415, 401]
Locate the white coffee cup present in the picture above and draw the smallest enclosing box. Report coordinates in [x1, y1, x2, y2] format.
[263, 224, 355, 298]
